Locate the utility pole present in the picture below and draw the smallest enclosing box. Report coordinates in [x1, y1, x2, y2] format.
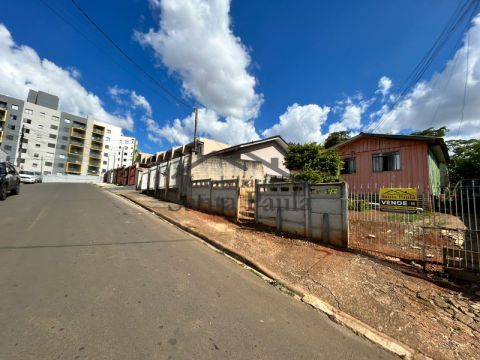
[16, 125, 25, 168]
[40, 156, 44, 178]
[120, 146, 124, 167]
[193, 107, 199, 154]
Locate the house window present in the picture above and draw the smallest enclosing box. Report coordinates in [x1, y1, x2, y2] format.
[341, 157, 356, 174]
[25, 109, 33, 115]
[372, 152, 400, 172]
[11, 104, 19, 110]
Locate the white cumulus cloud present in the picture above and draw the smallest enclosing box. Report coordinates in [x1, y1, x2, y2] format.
[146, 108, 258, 145]
[328, 97, 372, 133]
[368, 14, 480, 139]
[0, 24, 133, 131]
[376, 76, 393, 99]
[262, 103, 330, 143]
[135, 0, 262, 144]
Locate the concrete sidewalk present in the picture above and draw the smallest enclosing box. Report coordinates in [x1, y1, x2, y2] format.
[110, 188, 480, 360]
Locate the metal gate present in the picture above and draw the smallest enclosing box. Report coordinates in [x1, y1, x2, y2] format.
[348, 181, 479, 272]
[238, 180, 255, 221]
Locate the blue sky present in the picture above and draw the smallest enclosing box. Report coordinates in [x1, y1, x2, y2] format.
[1, 0, 479, 153]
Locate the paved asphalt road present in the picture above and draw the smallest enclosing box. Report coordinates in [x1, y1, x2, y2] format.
[0, 184, 396, 360]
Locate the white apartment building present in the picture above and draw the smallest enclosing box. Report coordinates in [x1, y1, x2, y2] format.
[1, 89, 137, 176]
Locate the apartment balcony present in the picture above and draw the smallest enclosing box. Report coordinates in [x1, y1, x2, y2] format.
[68, 144, 84, 156]
[88, 160, 101, 168]
[89, 151, 102, 160]
[66, 162, 82, 175]
[91, 137, 104, 145]
[0, 130, 3, 144]
[92, 126, 105, 136]
[90, 143, 103, 151]
[0, 109, 6, 122]
[70, 127, 86, 140]
[87, 165, 100, 176]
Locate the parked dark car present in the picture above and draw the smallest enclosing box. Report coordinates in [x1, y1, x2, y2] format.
[0, 162, 21, 200]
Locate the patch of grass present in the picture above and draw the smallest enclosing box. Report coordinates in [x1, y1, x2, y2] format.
[384, 213, 422, 222]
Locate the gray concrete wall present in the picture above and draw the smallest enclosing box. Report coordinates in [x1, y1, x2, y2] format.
[191, 179, 239, 218]
[255, 182, 349, 248]
[42, 174, 101, 183]
[27, 90, 59, 110]
[239, 141, 289, 177]
[191, 155, 265, 181]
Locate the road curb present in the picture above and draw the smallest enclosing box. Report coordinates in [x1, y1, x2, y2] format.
[112, 190, 428, 360]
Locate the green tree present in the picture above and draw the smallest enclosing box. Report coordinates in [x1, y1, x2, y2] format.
[324, 131, 350, 148]
[284, 143, 343, 183]
[446, 139, 480, 184]
[411, 126, 449, 137]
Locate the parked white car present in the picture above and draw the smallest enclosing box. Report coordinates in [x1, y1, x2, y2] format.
[19, 170, 37, 184]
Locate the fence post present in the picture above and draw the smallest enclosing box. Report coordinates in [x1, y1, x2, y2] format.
[254, 180, 259, 223]
[341, 182, 349, 247]
[236, 177, 240, 221]
[209, 179, 213, 212]
[304, 183, 311, 238]
[276, 207, 282, 232]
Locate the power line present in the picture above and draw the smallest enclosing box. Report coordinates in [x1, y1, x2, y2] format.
[69, 0, 193, 110]
[37, 0, 187, 111]
[370, 0, 479, 133]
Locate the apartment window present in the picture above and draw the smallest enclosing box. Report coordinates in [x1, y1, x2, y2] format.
[40, 112, 45, 117]
[21, 149, 27, 154]
[60, 145, 66, 150]
[52, 116, 59, 122]
[63, 127, 69, 132]
[32, 163, 38, 168]
[48, 143, 55, 148]
[46, 152, 54, 158]
[45, 162, 53, 167]
[22, 138, 28, 144]
[25, 109, 33, 115]
[4, 145, 12, 151]
[64, 119, 71, 124]
[25, 128, 30, 134]
[59, 154, 65, 159]
[104, 152, 108, 157]
[20, 159, 25, 164]
[105, 137, 110, 141]
[43, 171, 51, 175]
[11, 104, 19, 110]
[34, 153, 39, 158]
[124, 152, 128, 156]
[105, 145, 109, 149]
[58, 163, 65, 168]
[50, 124, 58, 130]
[372, 152, 400, 172]
[9, 125, 15, 130]
[36, 134, 42, 139]
[10, 114, 17, 121]
[61, 136, 68, 141]
[341, 157, 356, 174]
[6, 135, 14, 141]
[49, 134, 57, 139]
[24, 118, 32, 124]
[38, 124, 44, 129]
[35, 143, 41, 148]
[103, 161, 107, 165]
